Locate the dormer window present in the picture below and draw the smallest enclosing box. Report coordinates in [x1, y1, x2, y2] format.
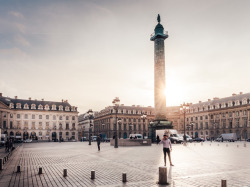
[16, 103, 21, 109]
[31, 104, 36, 109]
[24, 103, 29, 109]
[45, 104, 50, 110]
[38, 104, 43, 110]
[52, 105, 56, 110]
[215, 103, 220, 109]
[235, 100, 240, 106]
[228, 101, 233, 107]
[242, 98, 247, 105]
[71, 106, 75, 111]
[65, 106, 70, 111]
[9, 103, 14, 109]
[59, 105, 63, 111]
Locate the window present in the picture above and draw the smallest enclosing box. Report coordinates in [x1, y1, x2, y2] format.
[65, 106, 70, 111]
[72, 123, 75, 129]
[24, 103, 29, 109]
[134, 124, 136, 130]
[236, 111, 239, 116]
[45, 105, 49, 110]
[17, 114, 21, 119]
[229, 112, 232, 117]
[59, 105, 63, 111]
[200, 116, 203, 120]
[39, 115, 42, 119]
[39, 131, 42, 136]
[66, 116, 69, 120]
[16, 103, 21, 109]
[24, 114, 28, 119]
[31, 104, 36, 109]
[3, 121, 6, 128]
[46, 115, 49, 120]
[10, 103, 14, 109]
[59, 116, 62, 120]
[32, 114, 35, 119]
[46, 122, 49, 129]
[124, 124, 127, 130]
[39, 122, 43, 129]
[66, 123, 69, 130]
[38, 105, 43, 110]
[10, 121, 13, 129]
[53, 115, 56, 120]
[205, 122, 208, 129]
[10, 113, 13, 118]
[32, 122, 35, 129]
[72, 116, 75, 120]
[52, 105, 56, 110]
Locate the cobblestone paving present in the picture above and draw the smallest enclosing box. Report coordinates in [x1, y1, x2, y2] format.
[0, 141, 250, 187]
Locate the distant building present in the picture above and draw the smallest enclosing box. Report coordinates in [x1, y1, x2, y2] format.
[78, 111, 97, 140]
[181, 92, 250, 140]
[93, 105, 155, 139]
[0, 93, 78, 141]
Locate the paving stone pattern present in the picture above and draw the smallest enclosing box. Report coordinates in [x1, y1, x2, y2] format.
[0, 142, 250, 187]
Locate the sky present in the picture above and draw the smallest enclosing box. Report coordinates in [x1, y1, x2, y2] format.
[1, 0, 250, 113]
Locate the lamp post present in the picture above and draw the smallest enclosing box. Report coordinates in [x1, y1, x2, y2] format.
[112, 97, 120, 148]
[141, 113, 147, 139]
[87, 109, 94, 146]
[180, 103, 190, 144]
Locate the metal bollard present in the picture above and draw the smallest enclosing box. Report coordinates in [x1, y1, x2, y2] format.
[183, 142, 187, 146]
[237, 145, 239, 148]
[122, 173, 127, 183]
[244, 143, 246, 147]
[221, 179, 227, 187]
[218, 144, 219, 146]
[158, 167, 167, 185]
[17, 165, 21, 173]
[38, 167, 42, 174]
[226, 144, 228, 147]
[201, 142, 203, 146]
[63, 169, 67, 177]
[0, 159, 3, 170]
[91, 170, 95, 179]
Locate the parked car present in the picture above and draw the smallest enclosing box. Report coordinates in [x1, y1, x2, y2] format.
[129, 134, 143, 139]
[179, 134, 193, 142]
[193, 138, 204, 142]
[24, 139, 32, 143]
[247, 139, 250, 142]
[170, 134, 183, 144]
[81, 137, 87, 142]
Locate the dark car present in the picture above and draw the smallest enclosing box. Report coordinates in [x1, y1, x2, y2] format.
[247, 139, 250, 142]
[193, 138, 204, 142]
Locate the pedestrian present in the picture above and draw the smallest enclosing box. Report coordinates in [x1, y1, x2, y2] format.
[5, 139, 9, 152]
[97, 135, 101, 151]
[160, 134, 174, 166]
[156, 135, 160, 145]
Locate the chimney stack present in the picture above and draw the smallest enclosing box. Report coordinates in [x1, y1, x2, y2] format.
[41, 98, 44, 101]
[208, 99, 211, 102]
[29, 97, 31, 100]
[232, 93, 236, 96]
[15, 96, 18, 99]
[239, 92, 243, 95]
[199, 101, 202, 103]
[62, 99, 64, 102]
[0, 93, 2, 97]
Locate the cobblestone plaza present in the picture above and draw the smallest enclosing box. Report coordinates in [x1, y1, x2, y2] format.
[0, 142, 250, 187]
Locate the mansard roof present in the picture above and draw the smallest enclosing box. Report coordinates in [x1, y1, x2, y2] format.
[190, 92, 250, 108]
[0, 96, 77, 112]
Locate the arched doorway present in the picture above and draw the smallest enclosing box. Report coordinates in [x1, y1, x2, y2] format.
[10, 131, 14, 138]
[123, 132, 127, 139]
[16, 131, 22, 140]
[23, 132, 29, 140]
[52, 132, 57, 141]
[236, 130, 241, 140]
[30, 132, 36, 140]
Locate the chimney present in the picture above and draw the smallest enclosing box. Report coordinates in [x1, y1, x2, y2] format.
[213, 97, 219, 100]
[199, 101, 202, 103]
[62, 99, 64, 102]
[121, 104, 124, 106]
[208, 99, 211, 102]
[239, 92, 243, 95]
[15, 96, 18, 99]
[0, 93, 2, 97]
[232, 93, 236, 96]
[29, 97, 31, 100]
[41, 98, 44, 101]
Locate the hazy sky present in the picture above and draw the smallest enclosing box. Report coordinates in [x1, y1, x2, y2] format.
[1, 0, 250, 113]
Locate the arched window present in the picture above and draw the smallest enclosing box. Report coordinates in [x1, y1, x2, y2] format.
[38, 104, 43, 110]
[24, 103, 29, 109]
[59, 105, 63, 111]
[16, 103, 21, 109]
[65, 106, 70, 111]
[45, 104, 50, 110]
[52, 105, 56, 110]
[9, 103, 14, 109]
[31, 104, 36, 109]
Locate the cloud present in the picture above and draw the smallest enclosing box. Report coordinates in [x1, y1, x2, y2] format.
[14, 35, 30, 47]
[8, 11, 24, 19]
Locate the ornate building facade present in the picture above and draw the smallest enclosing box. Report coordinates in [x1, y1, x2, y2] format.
[93, 105, 155, 139]
[0, 93, 78, 141]
[180, 92, 250, 140]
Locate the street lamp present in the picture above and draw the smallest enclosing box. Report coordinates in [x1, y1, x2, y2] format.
[141, 113, 147, 139]
[87, 109, 94, 145]
[112, 97, 120, 148]
[180, 103, 190, 144]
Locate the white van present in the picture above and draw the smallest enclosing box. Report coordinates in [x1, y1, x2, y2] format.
[1, 134, 7, 146]
[129, 134, 143, 139]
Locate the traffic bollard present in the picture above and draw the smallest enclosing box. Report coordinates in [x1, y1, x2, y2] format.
[91, 170, 95, 179]
[0, 159, 3, 170]
[221, 179, 227, 187]
[17, 165, 21, 173]
[63, 169, 67, 177]
[39, 167, 42, 174]
[158, 167, 167, 185]
[122, 173, 127, 182]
